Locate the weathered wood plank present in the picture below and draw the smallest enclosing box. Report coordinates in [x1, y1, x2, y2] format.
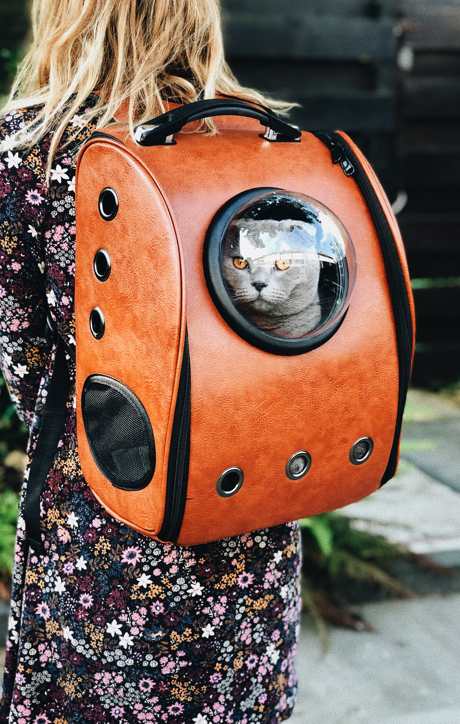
[405, 9, 460, 51]
[400, 152, 460, 187]
[399, 215, 460, 254]
[289, 93, 395, 131]
[222, 16, 396, 61]
[221, 0, 398, 17]
[412, 287, 460, 320]
[402, 78, 460, 120]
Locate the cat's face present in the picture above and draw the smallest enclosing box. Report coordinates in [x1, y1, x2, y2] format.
[222, 218, 321, 331]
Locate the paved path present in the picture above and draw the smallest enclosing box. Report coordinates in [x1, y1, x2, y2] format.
[292, 594, 460, 724]
[401, 389, 460, 493]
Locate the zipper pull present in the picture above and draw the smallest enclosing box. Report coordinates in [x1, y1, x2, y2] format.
[317, 133, 355, 177]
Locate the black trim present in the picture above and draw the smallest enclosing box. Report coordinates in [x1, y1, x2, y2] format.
[25, 337, 71, 553]
[203, 187, 349, 356]
[158, 332, 191, 543]
[89, 131, 126, 145]
[315, 132, 413, 485]
[135, 99, 301, 146]
[81, 374, 156, 491]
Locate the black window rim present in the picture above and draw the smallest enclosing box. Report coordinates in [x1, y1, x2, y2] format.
[82, 374, 156, 491]
[203, 187, 349, 356]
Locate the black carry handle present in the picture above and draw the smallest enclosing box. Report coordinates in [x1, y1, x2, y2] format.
[134, 99, 301, 146]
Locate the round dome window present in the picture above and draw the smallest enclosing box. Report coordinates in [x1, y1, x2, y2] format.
[204, 189, 356, 355]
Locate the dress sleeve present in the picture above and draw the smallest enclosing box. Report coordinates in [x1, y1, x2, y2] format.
[0, 112, 52, 431]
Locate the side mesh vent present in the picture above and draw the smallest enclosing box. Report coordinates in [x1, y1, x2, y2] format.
[82, 375, 155, 491]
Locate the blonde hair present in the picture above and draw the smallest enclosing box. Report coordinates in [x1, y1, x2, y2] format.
[4, 0, 291, 171]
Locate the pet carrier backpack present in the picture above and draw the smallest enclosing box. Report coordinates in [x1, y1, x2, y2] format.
[25, 99, 415, 551]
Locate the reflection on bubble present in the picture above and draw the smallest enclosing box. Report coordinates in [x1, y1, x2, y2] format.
[221, 192, 355, 340]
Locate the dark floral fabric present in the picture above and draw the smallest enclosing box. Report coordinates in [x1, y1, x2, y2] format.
[0, 100, 301, 724]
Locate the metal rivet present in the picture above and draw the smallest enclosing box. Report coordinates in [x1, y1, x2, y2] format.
[93, 248, 111, 282]
[216, 467, 244, 498]
[89, 307, 105, 340]
[98, 187, 119, 221]
[285, 451, 311, 481]
[350, 437, 374, 465]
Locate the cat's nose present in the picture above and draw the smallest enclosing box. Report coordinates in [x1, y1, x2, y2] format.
[253, 281, 267, 292]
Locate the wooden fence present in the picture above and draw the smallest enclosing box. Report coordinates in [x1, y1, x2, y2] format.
[221, 0, 460, 385]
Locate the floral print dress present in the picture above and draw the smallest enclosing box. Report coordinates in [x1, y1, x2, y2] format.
[0, 98, 301, 724]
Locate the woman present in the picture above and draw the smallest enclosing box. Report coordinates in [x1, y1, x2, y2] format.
[0, 1, 301, 722]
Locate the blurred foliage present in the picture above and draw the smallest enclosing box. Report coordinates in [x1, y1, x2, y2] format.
[0, 371, 27, 593]
[0, 0, 30, 98]
[300, 512, 416, 641]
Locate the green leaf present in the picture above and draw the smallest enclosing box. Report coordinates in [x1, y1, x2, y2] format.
[299, 515, 334, 557]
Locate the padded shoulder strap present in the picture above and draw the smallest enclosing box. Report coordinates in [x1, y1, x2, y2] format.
[24, 335, 71, 554]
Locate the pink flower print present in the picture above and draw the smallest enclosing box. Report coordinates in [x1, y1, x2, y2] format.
[246, 654, 258, 670]
[61, 295, 70, 306]
[35, 602, 50, 620]
[115, 674, 123, 683]
[11, 262, 21, 271]
[169, 564, 179, 574]
[209, 672, 222, 683]
[150, 600, 164, 615]
[62, 561, 75, 576]
[121, 546, 142, 566]
[237, 572, 254, 589]
[15, 672, 26, 685]
[25, 189, 44, 206]
[152, 568, 161, 576]
[139, 678, 154, 693]
[33, 716, 51, 724]
[57, 526, 70, 543]
[111, 706, 125, 718]
[271, 629, 281, 641]
[258, 692, 267, 703]
[79, 593, 93, 609]
[167, 703, 184, 716]
[91, 517, 102, 528]
[10, 319, 20, 331]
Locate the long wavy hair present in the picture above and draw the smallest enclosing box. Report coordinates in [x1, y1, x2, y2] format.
[3, 0, 291, 171]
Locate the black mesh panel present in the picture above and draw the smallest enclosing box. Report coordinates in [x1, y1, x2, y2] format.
[82, 375, 155, 490]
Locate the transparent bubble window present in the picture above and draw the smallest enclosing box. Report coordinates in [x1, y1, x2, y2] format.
[204, 190, 356, 355]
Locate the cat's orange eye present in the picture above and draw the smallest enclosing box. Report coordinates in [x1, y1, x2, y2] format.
[234, 257, 248, 269]
[275, 259, 291, 271]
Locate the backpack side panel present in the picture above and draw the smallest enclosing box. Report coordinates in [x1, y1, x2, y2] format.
[113, 121, 403, 545]
[75, 140, 186, 536]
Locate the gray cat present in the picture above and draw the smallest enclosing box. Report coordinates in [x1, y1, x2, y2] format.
[223, 218, 321, 338]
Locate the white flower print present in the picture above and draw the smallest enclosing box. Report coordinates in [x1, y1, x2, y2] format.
[66, 512, 79, 529]
[5, 151, 21, 169]
[106, 619, 123, 637]
[193, 716, 209, 724]
[202, 624, 215, 638]
[273, 550, 283, 563]
[67, 177, 76, 193]
[0, 134, 15, 152]
[13, 364, 28, 378]
[137, 573, 153, 588]
[75, 556, 87, 571]
[119, 632, 134, 648]
[28, 225, 38, 238]
[188, 581, 204, 597]
[54, 576, 66, 594]
[50, 165, 70, 183]
[63, 626, 75, 642]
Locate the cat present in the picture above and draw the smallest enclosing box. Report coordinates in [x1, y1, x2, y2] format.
[222, 218, 322, 338]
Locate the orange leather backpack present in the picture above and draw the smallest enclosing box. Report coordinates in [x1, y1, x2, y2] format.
[25, 99, 415, 551]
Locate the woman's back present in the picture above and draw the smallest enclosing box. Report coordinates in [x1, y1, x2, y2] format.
[0, 29, 301, 724]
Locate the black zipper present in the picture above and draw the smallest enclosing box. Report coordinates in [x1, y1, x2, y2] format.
[158, 332, 191, 542]
[315, 132, 413, 485]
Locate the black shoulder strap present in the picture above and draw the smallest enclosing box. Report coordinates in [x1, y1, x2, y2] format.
[24, 334, 71, 554]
